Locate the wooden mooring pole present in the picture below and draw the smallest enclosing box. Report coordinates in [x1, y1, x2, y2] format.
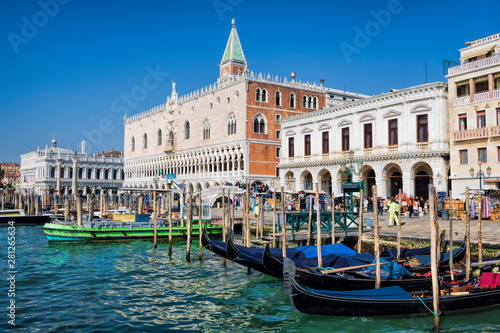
[281, 186, 286, 257]
[357, 189, 363, 253]
[315, 183, 322, 268]
[198, 189, 203, 261]
[465, 187, 471, 280]
[448, 190, 454, 281]
[186, 193, 193, 262]
[429, 186, 441, 331]
[373, 185, 381, 289]
[168, 191, 173, 257]
[153, 190, 158, 249]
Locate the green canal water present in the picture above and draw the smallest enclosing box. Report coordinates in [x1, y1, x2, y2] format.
[2, 226, 500, 332]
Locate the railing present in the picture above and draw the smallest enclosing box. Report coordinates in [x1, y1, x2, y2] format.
[448, 54, 500, 75]
[387, 145, 398, 152]
[453, 128, 488, 141]
[416, 142, 431, 150]
[494, 89, 500, 99]
[474, 91, 490, 102]
[490, 126, 500, 138]
[455, 95, 470, 106]
[363, 148, 373, 154]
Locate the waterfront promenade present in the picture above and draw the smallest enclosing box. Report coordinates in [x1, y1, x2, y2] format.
[211, 208, 500, 249]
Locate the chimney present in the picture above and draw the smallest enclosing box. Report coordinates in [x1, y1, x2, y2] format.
[320, 79, 324, 87]
[291, 72, 296, 82]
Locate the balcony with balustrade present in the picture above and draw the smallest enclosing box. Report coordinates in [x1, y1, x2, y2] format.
[416, 142, 431, 150]
[453, 127, 489, 141]
[448, 54, 500, 76]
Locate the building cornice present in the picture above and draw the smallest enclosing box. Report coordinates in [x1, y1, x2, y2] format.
[279, 82, 447, 127]
[278, 151, 449, 169]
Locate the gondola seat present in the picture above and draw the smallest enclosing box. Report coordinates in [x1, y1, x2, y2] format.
[478, 272, 500, 289]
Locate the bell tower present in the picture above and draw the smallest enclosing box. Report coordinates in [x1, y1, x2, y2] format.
[219, 19, 247, 78]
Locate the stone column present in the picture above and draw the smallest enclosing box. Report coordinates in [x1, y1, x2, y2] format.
[56, 158, 63, 197]
[488, 73, 494, 100]
[72, 155, 78, 198]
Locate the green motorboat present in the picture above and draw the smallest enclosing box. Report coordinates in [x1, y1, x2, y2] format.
[42, 220, 223, 241]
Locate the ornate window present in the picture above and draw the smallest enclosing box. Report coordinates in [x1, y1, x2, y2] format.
[304, 134, 311, 156]
[388, 119, 398, 146]
[302, 95, 307, 107]
[227, 113, 237, 135]
[307, 96, 312, 108]
[275, 91, 281, 106]
[342, 127, 350, 151]
[184, 121, 190, 139]
[255, 88, 261, 101]
[261, 89, 267, 102]
[253, 113, 266, 134]
[203, 121, 210, 140]
[322, 131, 329, 154]
[168, 131, 174, 146]
[364, 123, 373, 148]
[157, 129, 162, 145]
[417, 115, 428, 142]
[290, 93, 295, 108]
[142, 133, 148, 149]
[288, 137, 295, 158]
[313, 97, 318, 109]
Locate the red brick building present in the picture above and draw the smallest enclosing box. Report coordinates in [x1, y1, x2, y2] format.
[124, 20, 366, 192]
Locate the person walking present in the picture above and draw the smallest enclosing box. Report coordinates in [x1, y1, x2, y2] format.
[407, 195, 414, 218]
[387, 197, 399, 227]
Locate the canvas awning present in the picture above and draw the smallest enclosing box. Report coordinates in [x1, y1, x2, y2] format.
[460, 44, 496, 60]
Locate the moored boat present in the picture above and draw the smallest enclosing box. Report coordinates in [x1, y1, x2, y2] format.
[0, 209, 51, 226]
[284, 258, 500, 317]
[43, 220, 223, 241]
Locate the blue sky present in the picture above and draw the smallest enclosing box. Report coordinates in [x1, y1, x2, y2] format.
[1, 0, 499, 163]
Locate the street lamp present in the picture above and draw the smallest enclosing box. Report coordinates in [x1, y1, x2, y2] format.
[339, 150, 364, 181]
[469, 158, 492, 189]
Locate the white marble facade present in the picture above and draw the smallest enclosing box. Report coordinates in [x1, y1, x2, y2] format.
[19, 138, 123, 195]
[278, 82, 449, 200]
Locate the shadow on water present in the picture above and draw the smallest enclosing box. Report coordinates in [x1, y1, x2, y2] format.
[1, 226, 500, 332]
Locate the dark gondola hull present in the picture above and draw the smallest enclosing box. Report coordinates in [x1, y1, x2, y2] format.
[263, 244, 433, 292]
[285, 258, 500, 316]
[201, 225, 231, 259]
[0, 215, 50, 226]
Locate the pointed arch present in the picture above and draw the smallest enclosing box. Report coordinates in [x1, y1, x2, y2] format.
[227, 112, 237, 135]
[168, 131, 174, 146]
[203, 120, 211, 140]
[261, 89, 267, 102]
[157, 129, 162, 145]
[290, 93, 296, 108]
[275, 90, 281, 106]
[184, 121, 190, 139]
[255, 88, 261, 101]
[253, 113, 266, 134]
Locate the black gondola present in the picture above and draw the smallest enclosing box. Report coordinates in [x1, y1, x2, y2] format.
[263, 244, 437, 291]
[284, 258, 500, 317]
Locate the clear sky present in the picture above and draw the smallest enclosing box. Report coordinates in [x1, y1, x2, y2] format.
[1, 0, 499, 163]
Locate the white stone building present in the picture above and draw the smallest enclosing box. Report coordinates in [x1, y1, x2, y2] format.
[447, 32, 500, 197]
[278, 82, 449, 200]
[123, 20, 367, 193]
[19, 137, 124, 195]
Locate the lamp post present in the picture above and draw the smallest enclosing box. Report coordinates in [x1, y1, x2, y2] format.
[339, 150, 364, 181]
[469, 158, 492, 190]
